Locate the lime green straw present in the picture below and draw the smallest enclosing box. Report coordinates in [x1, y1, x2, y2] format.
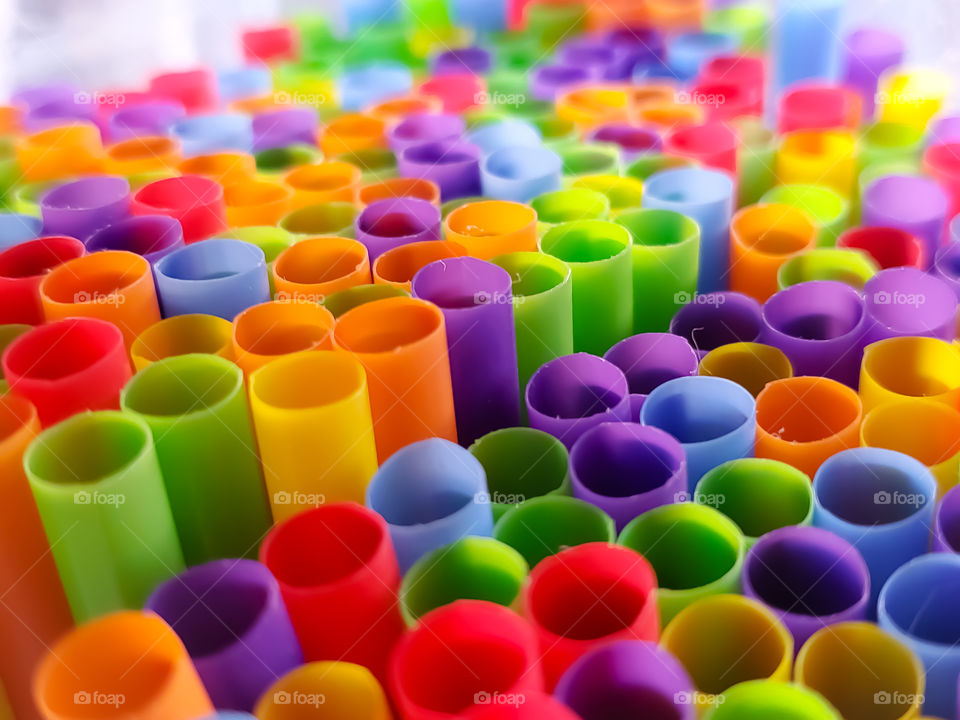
[625, 153, 693, 181]
[858, 122, 925, 172]
[777, 248, 878, 290]
[706, 5, 769, 51]
[531, 188, 611, 233]
[322, 283, 410, 318]
[494, 496, 616, 568]
[560, 144, 621, 178]
[333, 147, 398, 185]
[703, 681, 840, 720]
[733, 117, 777, 206]
[280, 202, 357, 238]
[761, 184, 849, 246]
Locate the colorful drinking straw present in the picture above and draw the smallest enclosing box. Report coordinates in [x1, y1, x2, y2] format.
[813, 447, 937, 609]
[480, 145, 563, 202]
[260, 502, 404, 683]
[555, 641, 696, 720]
[603, 332, 699, 420]
[85, 215, 185, 266]
[530, 188, 607, 234]
[15, 123, 104, 182]
[0, 394, 72, 720]
[445, 199, 538, 258]
[0, 324, 29, 393]
[389, 600, 543, 718]
[120, 354, 272, 563]
[25, 411, 184, 621]
[146, 559, 302, 711]
[129, 313, 233, 370]
[131, 175, 227, 242]
[284, 161, 361, 208]
[754, 376, 862, 479]
[777, 130, 857, 197]
[249, 351, 378, 520]
[179, 151, 257, 186]
[465, 119, 541, 154]
[795, 622, 925, 720]
[0, 235, 86, 325]
[841, 28, 904, 117]
[742, 526, 870, 647]
[255, 662, 392, 720]
[640, 376, 756, 488]
[615, 209, 700, 333]
[861, 175, 948, 267]
[862, 267, 958, 344]
[3, 318, 131, 427]
[411, 257, 520, 445]
[661, 595, 793, 710]
[837, 226, 925, 271]
[231, 301, 335, 374]
[108, 101, 186, 141]
[154, 238, 270, 320]
[354, 197, 442, 262]
[570, 422, 686, 530]
[171, 113, 254, 157]
[522, 543, 659, 689]
[399, 536, 528, 624]
[619, 503, 746, 625]
[539, 220, 633, 355]
[39, 250, 162, 348]
[0, 213, 41, 251]
[760, 184, 850, 248]
[878, 553, 960, 718]
[702, 680, 841, 720]
[695, 458, 813, 547]
[525, 353, 632, 450]
[859, 336, 960, 413]
[935, 485, 960, 553]
[759, 280, 866, 387]
[698, 342, 794, 398]
[398, 139, 483, 201]
[772, 0, 842, 92]
[34, 611, 213, 720]
[280, 203, 358, 238]
[374, 240, 467, 291]
[463, 692, 581, 720]
[642, 167, 734, 293]
[39, 175, 130, 240]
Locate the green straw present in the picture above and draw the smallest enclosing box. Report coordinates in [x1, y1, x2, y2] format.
[703, 681, 840, 720]
[733, 117, 777, 206]
[25, 411, 184, 621]
[858, 122, 925, 172]
[526, 1, 588, 50]
[761, 184, 849, 247]
[441, 196, 485, 220]
[280, 202, 357, 238]
[120, 354, 273, 565]
[494, 495, 616, 568]
[619, 503, 745, 624]
[694, 458, 814, 548]
[399, 537, 528, 625]
[322, 283, 410, 318]
[533, 115, 581, 152]
[489, 251, 574, 396]
[625, 153, 693, 181]
[468, 427, 570, 521]
[560, 144, 621, 178]
[540, 220, 633, 355]
[0, 324, 30, 393]
[255, 144, 322, 174]
[333, 147, 398, 185]
[705, 5, 769, 51]
[531, 188, 611, 233]
[616, 208, 700, 333]
[777, 248, 878, 291]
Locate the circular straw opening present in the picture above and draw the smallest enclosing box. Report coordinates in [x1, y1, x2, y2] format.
[531, 189, 609, 225]
[41, 251, 146, 304]
[358, 178, 439, 206]
[281, 203, 357, 235]
[643, 166, 733, 206]
[375, 241, 464, 286]
[134, 174, 223, 210]
[527, 356, 627, 420]
[641, 377, 753, 444]
[470, 427, 568, 499]
[25, 411, 148, 485]
[274, 237, 366, 287]
[4, 318, 122, 382]
[756, 378, 860, 443]
[412, 256, 510, 310]
[0, 236, 83, 279]
[156, 239, 263, 282]
[863, 337, 960, 398]
[357, 199, 434, 238]
[87, 216, 183, 258]
[130, 314, 231, 364]
[619, 208, 696, 248]
[122, 354, 239, 416]
[765, 281, 863, 340]
[493, 252, 568, 298]
[572, 424, 681, 497]
[670, 293, 763, 352]
[484, 146, 562, 181]
[881, 555, 960, 647]
[262, 505, 385, 588]
[447, 200, 535, 237]
[334, 297, 442, 354]
[604, 334, 698, 396]
[862, 399, 960, 467]
[541, 221, 629, 264]
[251, 351, 363, 410]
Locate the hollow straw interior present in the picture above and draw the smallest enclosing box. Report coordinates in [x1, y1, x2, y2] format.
[604, 334, 698, 396]
[862, 337, 960, 398]
[526, 356, 627, 419]
[135, 174, 223, 210]
[322, 283, 410, 318]
[619, 505, 741, 591]
[261, 505, 385, 588]
[492, 251, 569, 299]
[286, 163, 359, 193]
[560, 147, 619, 175]
[591, 124, 661, 154]
[41, 252, 146, 303]
[251, 352, 363, 411]
[275, 237, 366, 287]
[469, 427, 568, 499]
[131, 314, 232, 364]
[862, 399, 960, 466]
[375, 241, 465, 285]
[643, 166, 734, 206]
[357, 199, 436, 239]
[881, 555, 960, 646]
[746, 530, 867, 617]
[641, 377, 753, 445]
[4, 319, 121, 381]
[0, 236, 84, 280]
[938, 487, 960, 552]
[447, 201, 535, 237]
[756, 378, 860, 443]
[334, 297, 440, 354]
[484, 146, 562, 181]
[412, 256, 511, 310]
[87, 216, 183, 258]
[572, 424, 682, 498]
[281, 203, 357, 234]
[540, 221, 629, 264]
[766, 281, 864, 341]
[839, 226, 923, 269]
[670, 294, 763, 352]
[157, 239, 263, 282]
[235, 303, 333, 358]
[532, 189, 610, 224]
[123, 355, 239, 417]
[865, 268, 957, 334]
[25, 412, 148, 485]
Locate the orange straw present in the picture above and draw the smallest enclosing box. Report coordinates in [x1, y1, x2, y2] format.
[273, 236, 372, 302]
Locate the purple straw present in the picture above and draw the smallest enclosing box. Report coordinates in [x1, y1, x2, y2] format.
[252, 108, 319, 151]
[530, 64, 592, 102]
[742, 525, 870, 648]
[431, 47, 493, 75]
[556, 38, 620, 79]
[411, 257, 521, 446]
[387, 112, 465, 154]
[863, 267, 958, 344]
[145, 558, 303, 711]
[861, 175, 949, 268]
[24, 97, 99, 133]
[930, 115, 960, 145]
[40, 176, 131, 241]
[354, 197, 442, 262]
[934, 241, 960, 300]
[586, 124, 662, 162]
[398, 140, 482, 202]
[841, 28, 904, 117]
[669, 291, 763, 359]
[107, 101, 187, 141]
[526, 353, 632, 450]
[11, 83, 78, 111]
[570, 422, 687, 531]
[934, 484, 960, 553]
[85, 215, 185, 265]
[602, 332, 699, 420]
[761, 280, 868, 388]
[555, 640, 696, 720]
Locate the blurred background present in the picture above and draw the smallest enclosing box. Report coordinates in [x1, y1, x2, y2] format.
[1, 0, 958, 104]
